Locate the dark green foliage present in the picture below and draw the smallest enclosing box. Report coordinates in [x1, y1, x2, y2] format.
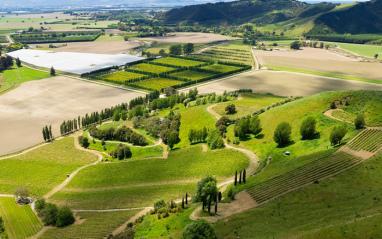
[12, 31, 102, 44]
[234, 115, 262, 139]
[218, 191, 222, 201]
[225, 104, 236, 114]
[168, 130, 181, 149]
[243, 169, 246, 184]
[50, 67, 55, 76]
[273, 122, 292, 146]
[249, 115, 262, 136]
[154, 199, 166, 210]
[35, 199, 46, 216]
[169, 44, 182, 55]
[195, 176, 217, 203]
[16, 57, 21, 67]
[183, 219, 216, 239]
[188, 127, 209, 143]
[78, 136, 90, 149]
[183, 43, 195, 55]
[0, 55, 13, 71]
[56, 206, 75, 227]
[300, 116, 317, 140]
[234, 170, 237, 186]
[0, 216, 4, 234]
[42, 203, 59, 226]
[330, 125, 348, 146]
[42, 125, 53, 141]
[330, 101, 336, 109]
[290, 41, 301, 50]
[355, 114, 366, 129]
[90, 125, 147, 146]
[109, 144, 132, 160]
[206, 130, 225, 150]
[113, 108, 121, 121]
[239, 171, 242, 184]
[215, 202, 217, 214]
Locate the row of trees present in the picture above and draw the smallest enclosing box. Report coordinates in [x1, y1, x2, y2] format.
[234, 169, 247, 186]
[42, 125, 53, 141]
[194, 176, 221, 214]
[234, 115, 262, 139]
[35, 199, 75, 227]
[60, 119, 78, 135]
[89, 125, 147, 146]
[109, 144, 132, 160]
[188, 127, 209, 144]
[169, 43, 195, 55]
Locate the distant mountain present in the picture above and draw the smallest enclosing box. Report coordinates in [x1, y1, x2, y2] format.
[157, 0, 382, 35]
[308, 0, 382, 34]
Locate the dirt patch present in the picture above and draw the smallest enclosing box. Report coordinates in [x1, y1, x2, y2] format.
[190, 191, 257, 223]
[139, 33, 238, 44]
[30, 41, 141, 54]
[202, 144, 208, 152]
[182, 71, 382, 97]
[256, 48, 382, 81]
[0, 76, 144, 156]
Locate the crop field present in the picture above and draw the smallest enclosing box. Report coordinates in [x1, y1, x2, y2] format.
[130, 63, 176, 74]
[0, 137, 97, 196]
[152, 57, 206, 67]
[0, 65, 52, 84]
[214, 151, 382, 238]
[0, 197, 42, 239]
[169, 70, 217, 81]
[0, 36, 8, 43]
[212, 92, 284, 119]
[40, 210, 139, 239]
[331, 109, 356, 122]
[195, 47, 253, 65]
[12, 31, 101, 44]
[101, 71, 147, 83]
[138, 32, 237, 44]
[347, 129, 382, 153]
[0, 76, 144, 156]
[200, 64, 243, 73]
[130, 77, 184, 91]
[247, 151, 361, 204]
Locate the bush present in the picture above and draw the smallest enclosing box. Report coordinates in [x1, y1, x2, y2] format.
[109, 144, 132, 160]
[354, 114, 365, 129]
[56, 206, 75, 227]
[207, 130, 225, 150]
[154, 199, 166, 210]
[330, 125, 348, 146]
[300, 116, 317, 140]
[273, 122, 292, 146]
[42, 203, 59, 226]
[183, 219, 216, 239]
[290, 41, 301, 50]
[225, 104, 236, 114]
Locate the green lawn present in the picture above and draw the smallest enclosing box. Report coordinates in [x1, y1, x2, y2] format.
[332, 42, 382, 58]
[95, 35, 125, 42]
[213, 151, 382, 238]
[0, 197, 42, 239]
[40, 210, 139, 239]
[0, 137, 98, 196]
[270, 66, 382, 84]
[213, 92, 284, 119]
[176, 104, 217, 148]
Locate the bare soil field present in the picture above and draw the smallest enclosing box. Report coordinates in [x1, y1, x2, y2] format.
[139, 33, 237, 44]
[30, 41, 141, 54]
[256, 48, 382, 81]
[182, 70, 382, 96]
[0, 76, 143, 156]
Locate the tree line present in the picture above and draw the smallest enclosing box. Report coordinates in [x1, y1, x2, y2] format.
[89, 125, 147, 146]
[42, 125, 53, 141]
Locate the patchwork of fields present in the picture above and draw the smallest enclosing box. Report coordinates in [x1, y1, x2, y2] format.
[91, 56, 251, 91]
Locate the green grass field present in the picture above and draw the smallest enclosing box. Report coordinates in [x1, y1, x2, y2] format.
[102, 71, 147, 83]
[153, 57, 205, 67]
[0, 66, 52, 84]
[131, 78, 184, 91]
[0, 137, 97, 196]
[95, 35, 125, 42]
[213, 151, 382, 238]
[213, 92, 284, 119]
[331, 42, 382, 58]
[176, 104, 217, 148]
[0, 197, 42, 239]
[131, 63, 176, 74]
[40, 210, 139, 239]
[169, 70, 216, 81]
[224, 91, 379, 162]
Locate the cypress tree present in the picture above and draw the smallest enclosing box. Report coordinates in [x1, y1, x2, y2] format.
[208, 196, 211, 213]
[202, 198, 205, 211]
[215, 202, 217, 214]
[42, 127, 47, 141]
[78, 116, 81, 129]
[182, 197, 184, 209]
[234, 170, 237, 186]
[243, 169, 246, 184]
[218, 191, 222, 202]
[239, 171, 242, 184]
[186, 193, 188, 204]
[49, 125, 53, 140]
[45, 126, 49, 141]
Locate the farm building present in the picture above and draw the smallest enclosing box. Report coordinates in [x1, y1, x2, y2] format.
[6, 49, 145, 75]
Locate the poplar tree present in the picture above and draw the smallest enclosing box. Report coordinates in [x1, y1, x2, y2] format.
[234, 170, 237, 186]
[49, 125, 53, 140]
[239, 171, 242, 184]
[243, 169, 246, 184]
[42, 127, 47, 141]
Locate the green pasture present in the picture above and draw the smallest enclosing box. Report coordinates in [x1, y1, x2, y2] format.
[201, 64, 242, 73]
[0, 65, 52, 84]
[95, 35, 124, 42]
[330, 42, 382, 58]
[0, 197, 42, 239]
[213, 92, 284, 119]
[0, 137, 97, 196]
[40, 210, 139, 239]
[153, 57, 205, 67]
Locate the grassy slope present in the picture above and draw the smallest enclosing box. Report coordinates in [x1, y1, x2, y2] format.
[50, 146, 248, 209]
[1, 66, 51, 84]
[40, 210, 139, 239]
[176, 105, 217, 148]
[226, 91, 382, 162]
[0, 197, 42, 239]
[214, 151, 382, 239]
[213, 92, 284, 119]
[0, 137, 97, 196]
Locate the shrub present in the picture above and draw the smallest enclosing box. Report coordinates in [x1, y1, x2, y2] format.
[109, 144, 132, 160]
[300, 116, 317, 140]
[207, 130, 225, 150]
[354, 114, 365, 129]
[273, 122, 292, 146]
[290, 41, 301, 50]
[56, 206, 75, 227]
[330, 101, 336, 109]
[42, 203, 59, 226]
[225, 104, 236, 114]
[330, 125, 348, 146]
[154, 199, 166, 210]
[182, 219, 216, 239]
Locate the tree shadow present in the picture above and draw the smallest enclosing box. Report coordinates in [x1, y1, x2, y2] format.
[301, 132, 321, 141]
[255, 134, 264, 139]
[276, 140, 295, 148]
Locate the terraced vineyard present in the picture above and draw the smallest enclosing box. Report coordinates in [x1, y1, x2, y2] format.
[152, 57, 207, 67]
[102, 71, 148, 83]
[130, 63, 176, 74]
[194, 47, 253, 65]
[246, 151, 362, 204]
[347, 129, 382, 153]
[0, 197, 42, 239]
